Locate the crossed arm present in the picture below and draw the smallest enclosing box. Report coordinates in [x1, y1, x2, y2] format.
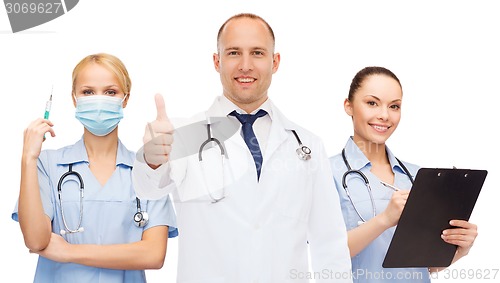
[31, 224, 169, 270]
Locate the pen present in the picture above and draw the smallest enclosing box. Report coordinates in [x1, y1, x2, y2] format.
[43, 89, 52, 139]
[380, 181, 400, 191]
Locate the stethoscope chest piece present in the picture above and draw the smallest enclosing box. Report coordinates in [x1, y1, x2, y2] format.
[58, 165, 150, 233]
[134, 211, 149, 228]
[134, 197, 149, 228]
[291, 130, 311, 161]
[296, 145, 311, 161]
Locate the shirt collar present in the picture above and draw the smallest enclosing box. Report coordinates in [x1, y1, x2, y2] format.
[343, 137, 406, 173]
[57, 137, 133, 168]
[57, 138, 88, 165]
[385, 146, 398, 168]
[116, 140, 134, 167]
[217, 95, 274, 119]
[385, 145, 408, 175]
[342, 137, 371, 170]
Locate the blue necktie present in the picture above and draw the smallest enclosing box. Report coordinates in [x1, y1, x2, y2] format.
[230, 109, 268, 180]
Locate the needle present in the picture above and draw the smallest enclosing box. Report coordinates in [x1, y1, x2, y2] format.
[380, 181, 400, 191]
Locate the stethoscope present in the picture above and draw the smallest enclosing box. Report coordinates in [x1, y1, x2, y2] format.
[57, 164, 149, 235]
[198, 119, 311, 203]
[341, 148, 414, 225]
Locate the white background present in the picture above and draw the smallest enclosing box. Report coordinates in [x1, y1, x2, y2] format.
[1, 0, 499, 282]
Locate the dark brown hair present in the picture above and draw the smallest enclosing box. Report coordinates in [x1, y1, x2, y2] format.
[348, 66, 401, 101]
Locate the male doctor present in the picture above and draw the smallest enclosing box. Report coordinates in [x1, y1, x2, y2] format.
[133, 13, 352, 283]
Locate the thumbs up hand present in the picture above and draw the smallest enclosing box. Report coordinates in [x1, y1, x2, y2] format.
[143, 94, 174, 168]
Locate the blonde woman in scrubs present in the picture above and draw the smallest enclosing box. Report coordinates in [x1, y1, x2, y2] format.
[13, 53, 177, 283]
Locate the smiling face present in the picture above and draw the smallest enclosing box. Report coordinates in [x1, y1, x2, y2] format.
[213, 16, 280, 113]
[345, 73, 403, 146]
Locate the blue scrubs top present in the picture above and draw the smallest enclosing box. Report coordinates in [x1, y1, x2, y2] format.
[12, 138, 178, 283]
[330, 138, 430, 283]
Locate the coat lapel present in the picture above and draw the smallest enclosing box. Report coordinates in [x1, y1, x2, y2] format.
[263, 103, 292, 163]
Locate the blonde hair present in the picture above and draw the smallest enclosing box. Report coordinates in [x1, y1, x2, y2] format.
[72, 53, 132, 96]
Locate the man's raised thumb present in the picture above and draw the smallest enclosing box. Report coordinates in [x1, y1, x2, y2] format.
[155, 93, 168, 121]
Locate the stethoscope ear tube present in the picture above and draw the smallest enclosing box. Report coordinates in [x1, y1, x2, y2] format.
[57, 164, 84, 193]
[341, 147, 414, 226]
[58, 164, 149, 235]
[58, 164, 85, 235]
[342, 169, 369, 189]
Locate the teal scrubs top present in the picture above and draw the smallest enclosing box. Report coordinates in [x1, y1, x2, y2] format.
[329, 138, 430, 283]
[12, 138, 178, 283]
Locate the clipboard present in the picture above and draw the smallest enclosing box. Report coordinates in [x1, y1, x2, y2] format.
[382, 168, 487, 268]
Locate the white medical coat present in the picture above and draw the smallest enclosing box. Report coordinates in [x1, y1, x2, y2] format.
[133, 96, 352, 283]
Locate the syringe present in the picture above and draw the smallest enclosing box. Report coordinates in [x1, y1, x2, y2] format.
[44, 94, 52, 119]
[43, 87, 53, 139]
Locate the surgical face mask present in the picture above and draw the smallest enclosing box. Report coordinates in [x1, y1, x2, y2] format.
[75, 95, 126, 136]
